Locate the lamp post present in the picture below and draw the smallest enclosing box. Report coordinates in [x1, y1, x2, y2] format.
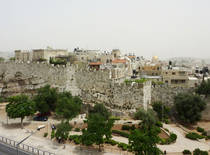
[16, 125, 45, 155]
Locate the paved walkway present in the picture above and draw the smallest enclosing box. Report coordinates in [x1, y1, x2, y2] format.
[157, 124, 210, 152]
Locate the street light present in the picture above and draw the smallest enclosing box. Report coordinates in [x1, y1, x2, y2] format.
[16, 125, 45, 155]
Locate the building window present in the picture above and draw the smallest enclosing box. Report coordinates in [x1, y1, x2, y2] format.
[172, 72, 176, 75]
[165, 80, 168, 83]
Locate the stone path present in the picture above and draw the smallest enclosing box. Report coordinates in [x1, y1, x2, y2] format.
[157, 124, 210, 152]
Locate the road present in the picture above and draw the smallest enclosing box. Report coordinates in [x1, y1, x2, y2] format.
[0, 141, 30, 155]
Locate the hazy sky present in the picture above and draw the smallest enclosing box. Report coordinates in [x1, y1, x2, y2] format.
[1, 0, 210, 59]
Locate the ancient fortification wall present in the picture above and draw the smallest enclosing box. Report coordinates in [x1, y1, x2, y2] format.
[151, 85, 192, 106]
[0, 62, 150, 111]
[75, 69, 151, 110]
[0, 62, 80, 96]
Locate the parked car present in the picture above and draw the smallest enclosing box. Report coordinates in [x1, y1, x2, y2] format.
[33, 116, 48, 121]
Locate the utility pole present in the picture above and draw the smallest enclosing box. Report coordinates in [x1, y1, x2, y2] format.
[16, 125, 45, 155]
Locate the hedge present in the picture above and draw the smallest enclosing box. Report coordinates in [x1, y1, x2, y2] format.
[69, 135, 82, 144]
[112, 130, 129, 138]
[182, 149, 191, 155]
[193, 148, 208, 155]
[186, 132, 205, 140]
[104, 139, 118, 146]
[121, 125, 136, 131]
[197, 127, 205, 133]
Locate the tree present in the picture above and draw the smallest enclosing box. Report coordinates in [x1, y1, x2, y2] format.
[34, 85, 58, 114]
[82, 104, 114, 151]
[89, 103, 110, 120]
[135, 108, 157, 129]
[152, 101, 170, 121]
[0, 57, 5, 62]
[6, 95, 35, 128]
[82, 113, 105, 151]
[196, 80, 210, 97]
[129, 127, 162, 155]
[55, 121, 72, 143]
[131, 108, 162, 155]
[174, 93, 206, 124]
[55, 92, 82, 120]
[9, 57, 15, 61]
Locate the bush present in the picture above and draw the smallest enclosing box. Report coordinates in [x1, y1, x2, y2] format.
[109, 116, 120, 121]
[112, 130, 129, 138]
[182, 149, 191, 154]
[74, 128, 80, 132]
[202, 131, 207, 136]
[118, 143, 128, 151]
[69, 135, 81, 144]
[44, 132, 48, 137]
[156, 121, 163, 127]
[51, 130, 55, 139]
[122, 125, 130, 130]
[104, 139, 118, 146]
[193, 148, 208, 155]
[197, 127, 205, 133]
[121, 125, 136, 131]
[205, 135, 210, 140]
[170, 133, 177, 142]
[186, 132, 205, 140]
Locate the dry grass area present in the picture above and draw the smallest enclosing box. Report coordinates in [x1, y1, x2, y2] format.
[159, 129, 170, 139]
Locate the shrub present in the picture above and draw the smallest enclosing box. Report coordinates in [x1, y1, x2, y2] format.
[51, 130, 55, 139]
[130, 125, 136, 130]
[182, 149, 191, 155]
[112, 130, 129, 138]
[44, 132, 48, 137]
[156, 121, 163, 127]
[206, 135, 210, 140]
[74, 128, 80, 132]
[186, 132, 205, 140]
[122, 125, 130, 130]
[69, 135, 81, 144]
[193, 148, 208, 155]
[164, 119, 169, 124]
[202, 131, 207, 136]
[109, 116, 120, 121]
[118, 143, 128, 151]
[170, 133, 177, 142]
[197, 127, 205, 133]
[104, 139, 118, 146]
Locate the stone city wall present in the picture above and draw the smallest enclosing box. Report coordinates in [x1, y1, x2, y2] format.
[0, 62, 80, 97]
[0, 62, 151, 111]
[75, 69, 151, 110]
[151, 85, 193, 106]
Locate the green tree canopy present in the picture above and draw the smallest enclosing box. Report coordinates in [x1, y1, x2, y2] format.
[89, 103, 110, 120]
[135, 108, 157, 130]
[174, 93, 206, 124]
[82, 104, 114, 151]
[0, 57, 5, 62]
[196, 79, 210, 97]
[129, 127, 162, 155]
[152, 101, 170, 121]
[55, 92, 82, 120]
[55, 121, 72, 142]
[6, 95, 35, 128]
[131, 109, 162, 155]
[34, 85, 58, 114]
